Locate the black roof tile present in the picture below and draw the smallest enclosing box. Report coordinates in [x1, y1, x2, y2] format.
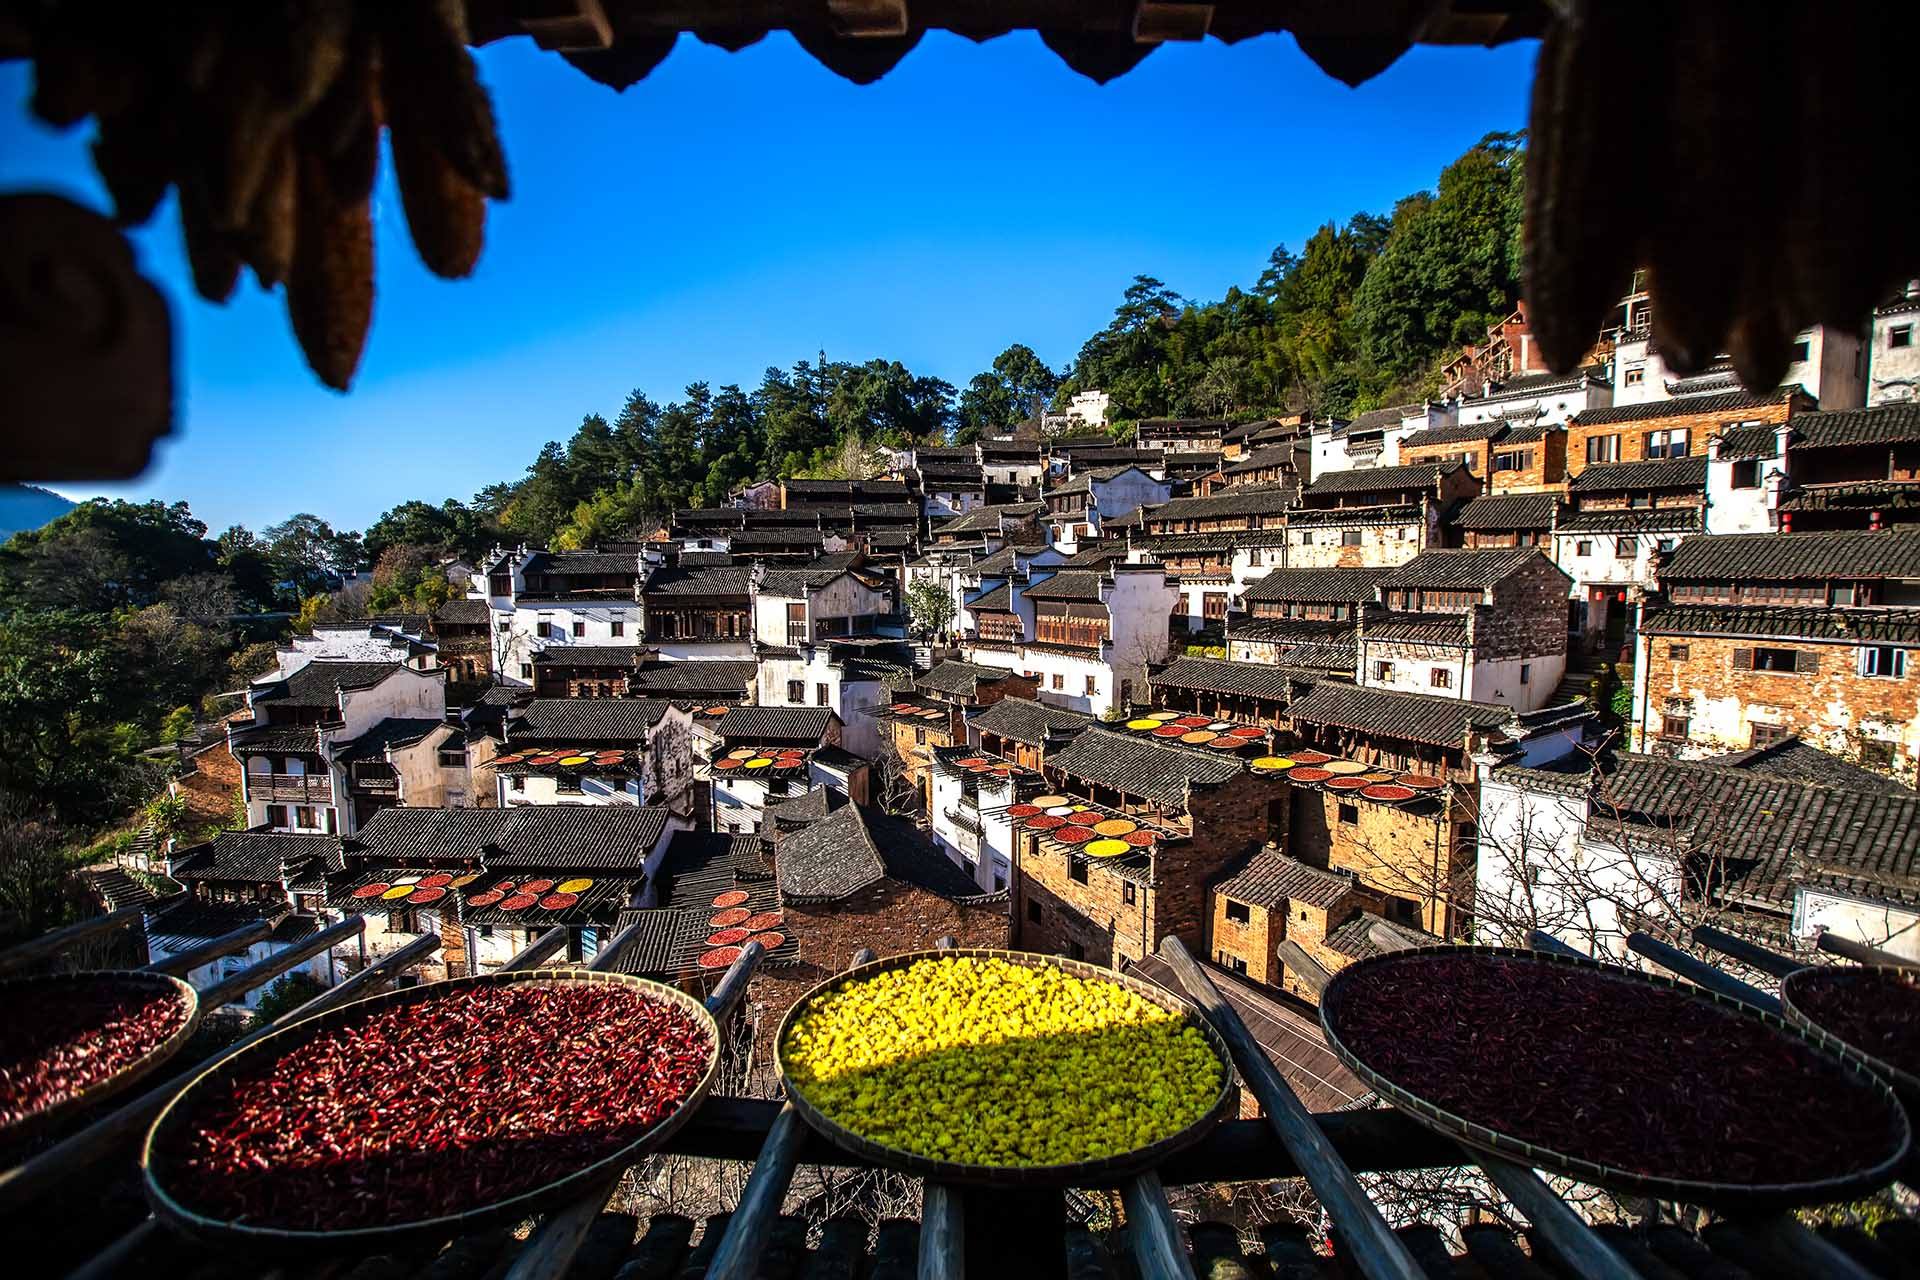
[1213, 849, 1356, 910]
[1022, 570, 1107, 601]
[1659, 528, 1920, 582]
[1557, 506, 1703, 534]
[532, 645, 641, 667]
[642, 565, 753, 596]
[1453, 493, 1560, 530]
[1379, 548, 1552, 591]
[1241, 567, 1392, 604]
[1399, 420, 1511, 449]
[251, 661, 414, 708]
[1640, 604, 1920, 644]
[626, 660, 757, 696]
[1044, 727, 1245, 806]
[1788, 403, 1920, 450]
[1286, 682, 1511, 749]
[714, 705, 835, 742]
[171, 831, 342, 883]
[508, 698, 674, 742]
[1568, 456, 1708, 492]
[1150, 656, 1300, 703]
[1571, 388, 1802, 426]
[1707, 738, 1916, 795]
[1303, 461, 1465, 496]
[349, 806, 670, 870]
[1145, 484, 1297, 523]
[967, 697, 1097, 747]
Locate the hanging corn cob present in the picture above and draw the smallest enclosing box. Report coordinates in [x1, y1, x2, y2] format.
[20, 1, 509, 391]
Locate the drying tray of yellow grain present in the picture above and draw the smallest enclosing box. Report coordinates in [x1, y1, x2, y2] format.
[776, 949, 1234, 1187]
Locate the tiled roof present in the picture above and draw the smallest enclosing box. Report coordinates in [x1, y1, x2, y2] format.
[1219, 446, 1299, 475]
[783, 479, 911, 497]
[1502, 422, 1555, 444]
[1714, 423, 1781, 460]
[1659, 528, 1920, 582]
[524, 550, 643, 575]
[1213, 849, 1356, 910]
[147, 900, 291, 950]
[332, 718, 445, 763]
[1779, 480, 1920, 513]
[1789, 403, 1920, 451]
[937, 502, 1046, 534]
[508, 698, 673, 742]
[1556, 506, 1703, 535]
[1286, 503, 1422, 529]
[714, 705, 834, 742]
[641, 565, 753, 596]
[606, 908, 683, 975]
[1059, 543, 1132, 567]
[1150, 656, 1299, 703]
[171, 830, 342, 883]
[758, 566, 853, 597]
[1379, 548, 1550, 591]
[1361, 613, 1469, 644]
[1237, 568, 1391, 606]
[1474, 369, 1599, 398]
[228, 723, 321, 754]
[433, 599, 491, 624]
[1344, 406, 1407, 433]
[252, 661, 411, 708]
[1453, 493, 1559, 530]
[729, 528, 825, 548]
[1399, 419, 1510, 449]
[1571, 388, 1802, 426]
[626, 660, 756, 696]
[967, 697, 1097, 747]
[1049, 464, 1150, 496]
[1135, 529, 1293, 556]
[674, 551, 733, 567]
[1145, 485, 1297, 522]
[1707, 738, 1916, 796]
[532, 645, 641, 667]
[350, 805, 671, 870]
[919, 660, 1019, 698]
[1127, 954, 1370, 1112]
[1639, 604, 1920, 644]
[1286, 682, 1511, 749]
[1060, 448, 1162, 466]
[775, 802, 997, 903]
[1022, 570, 1106, 601]
[1305, 461, 1464, 498]
[967, 582, 1014, 612]
[1588, 754, 1920, 910]
[1567, 456, 1708, 493]
[1043, 728, 1244, 806]
[1324, 911, 1433, 960]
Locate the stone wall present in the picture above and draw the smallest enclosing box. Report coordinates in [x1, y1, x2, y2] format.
[1635, 631, 1920, 782]
[1288, 789, 1471, 937]
[1016, 840, 1152, 965]
[746, 881, 1011, 1059]
[1479, 557, 1573, 663]
[1567, 397, 1800, 477]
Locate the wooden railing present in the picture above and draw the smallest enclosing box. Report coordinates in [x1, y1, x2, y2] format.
[244, 773, 334, 803]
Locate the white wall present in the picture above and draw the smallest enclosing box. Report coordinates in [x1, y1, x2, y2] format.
[151, 934, 335, 1010]
[1086, 470, 1172, 532]
[1286, 520, 1424, 569]
[1869, 302, 1920, 406]
[1456, 379, 1610, 430]
[1795, 888, 1920, 963]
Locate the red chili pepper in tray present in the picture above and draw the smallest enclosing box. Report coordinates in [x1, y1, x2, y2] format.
[156, 983, 712, 1231]
[0, 978, 190, 1132]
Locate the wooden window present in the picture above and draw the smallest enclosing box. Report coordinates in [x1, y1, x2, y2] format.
[437, 748, 464, 768]
[519, 662, 533, 679]
[1586, 434, 1620, 465]
[1750, 722, 1791, 747]
[913, 727, 926, 745]
[1859, 646, 1907, 679]
[1223, 954, 1247, 975]
[1203, 592, 1228, 620]
[1123, 882, 1136, 905]
[1338, 803, 1358, 825]
[1070, 860, 1088, 884]
[1668, 643, 1691, 660]
[1892, 324, 1914, 349]
[1859, 739, 1896, 770]
[1084, 675, 1098, 696]
[1737, 647, 1814, 673]
[1730, 459, 1761, 489]
[1373, 661, 1394, 682]
[1341, 529, 1364, 547]
[785, 601, 807, 647]
[1027, 900, 1042, 923]
[816, 683, 830, 705]
[1624, 366, 1645, 386]
[1644, 428, 1689, 459]
[786, 680, 804, 702]
[1052, 673, 1064, 690]
[1661, 713, 1690, 740]
[1225, 900, 1250, 924]
[1615, 536, 1636, 558]
[572, 620, 585, 637]
[1575, 540, 1593, 557]
[1430, 667, 1453, 690]
[610, 620, 624, 637]
[509, 776, 524, 792]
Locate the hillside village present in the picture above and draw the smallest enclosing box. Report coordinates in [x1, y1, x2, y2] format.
[91, 280, 1918, 1109]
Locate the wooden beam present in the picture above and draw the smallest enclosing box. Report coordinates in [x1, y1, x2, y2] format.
[828, 0, 910, 38]
[516, 0, 615, 51]
[1133, 2, 1213, 42]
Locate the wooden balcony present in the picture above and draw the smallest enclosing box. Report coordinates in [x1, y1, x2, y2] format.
[245, 773, 334, 804]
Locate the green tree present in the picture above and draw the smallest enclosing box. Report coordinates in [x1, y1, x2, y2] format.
[957, 344, 1060, 439]
[905, 578, 956, 639]
[248, 971, 327, 1027]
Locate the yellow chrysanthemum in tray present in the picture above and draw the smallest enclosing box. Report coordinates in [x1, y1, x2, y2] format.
[781, 956, 1223, 1169]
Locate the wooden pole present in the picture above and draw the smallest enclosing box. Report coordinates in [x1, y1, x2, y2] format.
[141, 918, 275, 977]
[1817, 929, 1919, 969]
[503, 940, 767, 1280]
[1625, 932, 1780, 1015]
[1524, 930, 1583, 958]
[192, 914, 369, 1013]
[706, 947, 874, 1280]
[0, 903, 149, 975]
[1157, 937, 1424, 1280]
[1688, 924, 1801, 979]
[1121, 1171, 1197, 1280]
[500, 925, 571, 971]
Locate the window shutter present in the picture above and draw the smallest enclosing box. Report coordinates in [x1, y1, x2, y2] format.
[1731, 648, 1753, 671]
[1797, 650, 1821, 674]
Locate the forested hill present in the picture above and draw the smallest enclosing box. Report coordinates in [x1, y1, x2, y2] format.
[424, 130, 1522, 551]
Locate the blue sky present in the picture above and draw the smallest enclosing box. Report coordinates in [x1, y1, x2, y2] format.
[1, 30, 1536, 534]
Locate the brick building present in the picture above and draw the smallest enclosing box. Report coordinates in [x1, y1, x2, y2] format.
[1555, 456, 1708, 653]
[1452, 492, 1560, 550]
[1634, 528, 1920, 784]
[965, 695, 1097, 772]
[1709, 402, 1920, 537]
[1011, 728, 1279, 969]
[1360, 549, 1571, 711]
[1565, 388, 1812, 479]
[1226, 567, 1386, 671]
[868, 660, 1038, 809]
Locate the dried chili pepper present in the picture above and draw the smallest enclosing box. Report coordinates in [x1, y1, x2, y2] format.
[0, 977, 189, 1131]
[158, 982, 711, 1230]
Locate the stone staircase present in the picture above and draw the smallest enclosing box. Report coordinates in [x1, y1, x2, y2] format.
[1552, 661, 1600, 709]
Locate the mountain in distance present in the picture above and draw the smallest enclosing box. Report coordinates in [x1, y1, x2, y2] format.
[0, 484, 77, 540]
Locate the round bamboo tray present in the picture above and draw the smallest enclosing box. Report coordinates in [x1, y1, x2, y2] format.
[0, 969, 199, 1145]
[1320, 946, 1911, 1209]
[1780, 966, 1920, 1108]
[143, 969, 719, 1252]
[776, 948, 1235, 1188]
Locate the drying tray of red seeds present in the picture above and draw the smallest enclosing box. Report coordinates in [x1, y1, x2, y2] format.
[1780, 965, 1920, 1102]
[1320, 946, 1912, 1209]
[0, 970, 199, 1144]
[142, 969, 719, 1251]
